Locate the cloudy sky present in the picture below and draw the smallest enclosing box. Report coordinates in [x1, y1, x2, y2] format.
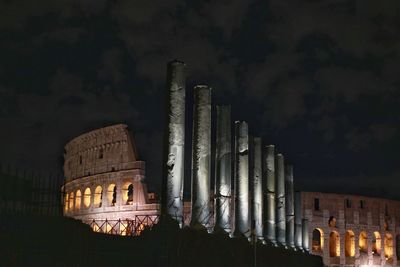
[1, 0, 399, 199]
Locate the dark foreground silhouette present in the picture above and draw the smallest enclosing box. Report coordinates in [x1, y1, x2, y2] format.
[1, 215, 322, 267]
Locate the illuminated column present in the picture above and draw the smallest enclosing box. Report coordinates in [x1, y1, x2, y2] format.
[276, 153, 286, 245]
[285, 165, 295, 248]
[162, 60, 186, 225]
[302, 219, 309, 252]
[294, 191, 303, 249]
[191, 85, 212, 228]
[234, 121, 250, 238]
[264, 145, 276, 243]
[252, 137, 263, 239]
[214, 105, 232, 233]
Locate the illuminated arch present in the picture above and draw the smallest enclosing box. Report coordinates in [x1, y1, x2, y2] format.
[83, 187, 91, 208]
[330, 231, 340, 257]
[372, 231, 381, 255]
[64, 193, 69, 212]
[345, 230, 355, 257]
[75, 190, 81, 210]
[107, 184, 117, 206]
[384, 233, 394, 260]
[122, 182, 134, 205]
[69, 192, 74, 210]
[94, 186, 103, 207]
[359, 231, 368, 254]
[312, 228, 324, 252]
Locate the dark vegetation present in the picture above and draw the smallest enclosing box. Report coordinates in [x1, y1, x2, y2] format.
[1, 214, 322, 267]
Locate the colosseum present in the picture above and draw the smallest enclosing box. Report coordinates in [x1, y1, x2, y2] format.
[302, 192, 400, 267]
[62, 124, 160, 235]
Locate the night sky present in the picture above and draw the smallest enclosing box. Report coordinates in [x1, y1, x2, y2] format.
[1, 0, 399, 199]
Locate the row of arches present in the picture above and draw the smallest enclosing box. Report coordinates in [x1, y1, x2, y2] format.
[312, 228, 395, 259]
[64, 182, 134, 211]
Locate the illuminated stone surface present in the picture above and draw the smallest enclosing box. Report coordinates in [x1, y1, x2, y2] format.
[264, 145, 276, 243]
[252, 137, 263, 239]
[285, 164, 295, 248]
[294, 191, 303, 249]
[191, 85, 212, 228]
[214, 105, 232, 233]
[234, 121, 250, 237]
[276, 153, 286, 245]
[163, 60, 186, 224]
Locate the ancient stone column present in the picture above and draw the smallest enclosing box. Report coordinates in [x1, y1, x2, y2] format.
[302, 219, 309, 252]
[252, 137, 263, 240]
[214, 105, 232, 233]
[162, 60, 186, 225]
[191, 85, 212, 228]
[294, 191, 303, 249]
[264, 145, 276, 244]
[234, 121, 250, 238]
[285, 165, 295, 248]
[276, 153, 286, 245]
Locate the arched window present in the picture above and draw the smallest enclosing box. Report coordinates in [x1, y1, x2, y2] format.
[83, 187, 91, 208]
[345, 230, 355, 257]
[122, 182, 134, 205]
[372, 231, 381, 255]
[69, 192, 74, 211]
[330, 231, 340, 257]
[359, 231, 368, 254]
[75, 190, 81, 210]
[94, 186, 103, 207]
[312, 228, 324, 252]
[64, 193, 69, 212]
[107, 184, 117, 206]
[385, 233, 394, 260]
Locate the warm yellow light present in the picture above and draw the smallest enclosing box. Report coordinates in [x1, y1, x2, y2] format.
[384, 233, 393, 259]
[107, 184, 116, 206]
[75, 190, 81, 210]
[69, 192, 74, 210]
[359, 231, 368, 253]
[345, 230, 355, 257]
[83, 187, 91, 208]
[94, 186, 102, 207]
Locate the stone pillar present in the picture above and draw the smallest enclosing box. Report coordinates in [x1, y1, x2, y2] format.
[191, 85, 212, 228]
[294, 191, 303, 249]
[234, 121, 250, 238]
[264, 145, 276, 243]
[285, 164, 295, 248]
[162, 60, 186, 225]
[252, 137, 263, 239]
[214, 105, 232, 233]
[276, 153, 286, 245]
[302, 219, 309, 252]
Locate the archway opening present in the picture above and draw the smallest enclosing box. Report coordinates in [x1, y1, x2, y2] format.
[64, 193, 69, 212]
[107, 184, 117, 206]
[345, 230, 355, 257]
[75, 190, 81, 210]
[384, 233, 393, 260]
[83, 187, 91, 208]
[359, 231, 368, 254]
[330, 231, 340, 257]
[372, 231, 381, 255]
[122, 182, 134, 205]
[94, 186, 102, 207]
[312, 228, 324, 252]
[69, 192, 74, 211]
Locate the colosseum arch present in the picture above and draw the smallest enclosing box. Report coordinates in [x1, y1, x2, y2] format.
[345, 230, 355, 257]
[69, 192, 74, 211]
[359, 231, 368, 254]
[372, 231, 381, 255]
[384, 233, 394, 260]
[94, 186, 103, 208]
[83, 187, 91, 208]
[107, 184, 117, 206]
[312, 228, 324, 252]
[64, 193, 69, 212]
[75, 190, 82, 210]
[122, 182, 134, 205]
[329, 231, 340, 257]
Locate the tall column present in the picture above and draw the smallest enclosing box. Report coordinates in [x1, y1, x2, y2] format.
[191, 85, 212, 228]
[285, 165, 295, 248]
[162, 60, 186, 225]
[294, 191, 303, 249]
[214, 105, 232, 233]
[264, 145, 276, 244]
[234, 121, 250, 238]
[276, 153, 286, 245]
[252, 137, 263, 240]
[302, 219, 309, 252]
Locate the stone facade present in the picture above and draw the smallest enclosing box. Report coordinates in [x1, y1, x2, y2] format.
[62, 124, 159, 234]
[302, 192, 400, 267]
